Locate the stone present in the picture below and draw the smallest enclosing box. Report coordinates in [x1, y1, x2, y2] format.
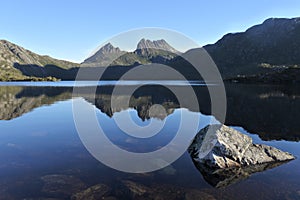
[185, 189, 216, 200]
[121, 180, 149, 196]
[40, 175, 85, 198]
[136, 39, 179, 53]
[71, 184, 111, 200]
[116, 180, 217, 200]
[188, 124, 295, 169]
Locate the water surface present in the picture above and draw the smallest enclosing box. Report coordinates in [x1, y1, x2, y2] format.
[0, 82, 299, 199]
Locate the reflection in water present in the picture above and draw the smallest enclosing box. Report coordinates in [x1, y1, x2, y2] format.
[1, 83, 300, 141]
[0, 83, 299, 199]
[0, 86, 72, 120]
[193, 161, 289, 188]
[224, 84, 300, 141]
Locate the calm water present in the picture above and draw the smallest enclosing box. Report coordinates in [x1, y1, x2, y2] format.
[0, 82, 299, 199]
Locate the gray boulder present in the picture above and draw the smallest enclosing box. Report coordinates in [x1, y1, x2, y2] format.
[188, 124, 295, 169]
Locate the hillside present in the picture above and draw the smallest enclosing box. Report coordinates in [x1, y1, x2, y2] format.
[1, 17, 300, 82]
[81, 21, 300, 81]
[0, 40, 78, 81]
[203, 17, 300, 80]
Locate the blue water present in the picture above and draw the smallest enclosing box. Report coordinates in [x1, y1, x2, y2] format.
[0, 80, 213, 87]
[0, 82, 299, 199]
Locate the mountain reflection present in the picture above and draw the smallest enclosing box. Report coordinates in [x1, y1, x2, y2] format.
[87, 85, 180, 120]
[0, 83, 299, 141]
[0, 86, 72, 120]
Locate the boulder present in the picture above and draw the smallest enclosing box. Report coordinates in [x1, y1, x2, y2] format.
[71, 184, 111, 200]
[41, 175, 85, 198]
[188, 124, 295, 169]
[185, 189, 216, 200]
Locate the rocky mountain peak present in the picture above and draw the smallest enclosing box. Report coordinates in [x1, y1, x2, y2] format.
[136, 38, 178, 53]
[82, 43, 124, 66]
[98, 43, 122, 55]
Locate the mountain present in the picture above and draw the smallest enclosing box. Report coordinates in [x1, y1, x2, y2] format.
[81, 17, 300, 82]
[203, 17, 300, 80]
[82, 43, 125, 67]
[0, 40, 79, 81]
[135, 38, 179, 56]
[2, 17, 300, 82]
[81, 39, 180, 67]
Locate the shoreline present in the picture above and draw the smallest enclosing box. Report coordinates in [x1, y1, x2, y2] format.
[1, 79, 299, 84]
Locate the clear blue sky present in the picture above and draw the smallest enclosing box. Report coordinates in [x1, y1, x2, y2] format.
[1, 0, 299, 62]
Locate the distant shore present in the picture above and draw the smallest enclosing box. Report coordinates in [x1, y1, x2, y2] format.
[1, 78, 299, 84]
[0, 76, 60, 82]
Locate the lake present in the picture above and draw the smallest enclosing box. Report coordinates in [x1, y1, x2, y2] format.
[0, 81, 299, 199]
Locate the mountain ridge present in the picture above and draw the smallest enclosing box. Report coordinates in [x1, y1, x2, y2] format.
[81, 38, 180, 67]
[1, 17, 300, 82]
[203, 17, 300, 80]
[136, 38, 179, 54]
[0, 40, 79, 81]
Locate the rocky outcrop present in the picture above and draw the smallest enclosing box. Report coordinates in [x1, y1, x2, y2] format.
[135, 39, 179, 62]
[188, 124, 295, 169]
[82, 43, 125, 67]
[136, 39, 179, 54]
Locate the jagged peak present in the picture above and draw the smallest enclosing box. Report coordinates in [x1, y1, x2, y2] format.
[99, 42, 121, 53]
[82, 42, 125, 65]
[136, 38, 178, 53]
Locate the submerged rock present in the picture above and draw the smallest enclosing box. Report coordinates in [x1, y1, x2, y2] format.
[121, 180, 149, 196]
[185, 189, 216, 200]
[71, 184, 111, 200]
[112, 179, 219, 200]
[188, 124, 295, 169]
[117, 180, 187, 200]
[41, 175, 85, 198]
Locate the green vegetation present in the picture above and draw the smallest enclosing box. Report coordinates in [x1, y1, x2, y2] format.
[0, 69, 60, 81]
[0, 40, 78, 81]
[111, 52, 150, 66]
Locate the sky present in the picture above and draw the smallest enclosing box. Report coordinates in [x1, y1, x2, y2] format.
[1, 0, 300, 63]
